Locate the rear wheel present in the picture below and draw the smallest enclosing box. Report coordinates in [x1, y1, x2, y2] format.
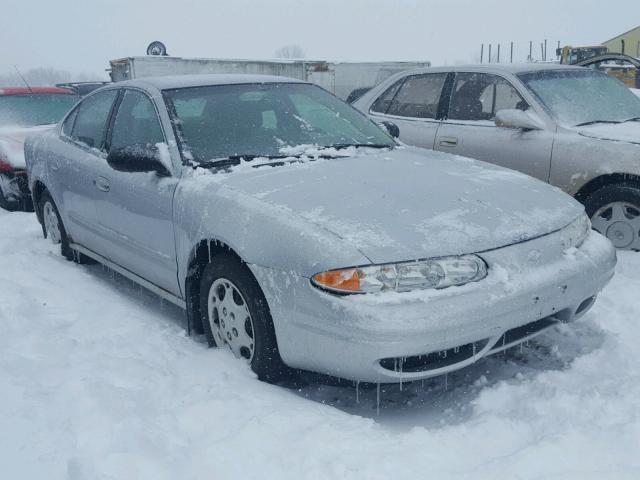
[199, 253, 290, 383]
[39, 190, 93, 263]
[584, 183, 640, 250]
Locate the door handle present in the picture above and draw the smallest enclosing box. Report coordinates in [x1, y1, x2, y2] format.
[439, 136, 458, 147]
[94, 177, 110, 192]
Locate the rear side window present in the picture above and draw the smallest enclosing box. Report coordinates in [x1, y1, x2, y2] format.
[385, 74, 447, 119]
[370, 79, 403, 114]
[448, 73, 527, 121]
[62, 107, 78, 137]
[110, 90, 164, 151]
[71, 90, 118, 150]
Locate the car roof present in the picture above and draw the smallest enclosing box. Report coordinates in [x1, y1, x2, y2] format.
[397, 63, 588, 76]
[0, 86, 77, 96]
[114, 74, 306, 91]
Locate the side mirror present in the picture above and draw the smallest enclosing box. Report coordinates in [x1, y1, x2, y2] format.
[381, 121, 400, 138]
[495, 109, 544, 131]
[107, 144, 170, 175]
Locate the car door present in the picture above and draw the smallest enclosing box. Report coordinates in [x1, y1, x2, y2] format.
[368, 73, 448, 149]
[435, 72, 554, 182]
[94, 88, 181, 295]
[50, 89, 118, 248]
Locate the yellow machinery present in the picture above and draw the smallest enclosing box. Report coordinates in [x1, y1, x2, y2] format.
[557, 45, 609, 65]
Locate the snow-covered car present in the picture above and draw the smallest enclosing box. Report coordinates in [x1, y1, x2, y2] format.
[25, 75, 616, 384]
[0, 87, 79, 210]
[354, 64, 640, 250]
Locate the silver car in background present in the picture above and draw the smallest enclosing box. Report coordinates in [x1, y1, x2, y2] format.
[354, 64, 640, 250]
[25, 75, 616, 384]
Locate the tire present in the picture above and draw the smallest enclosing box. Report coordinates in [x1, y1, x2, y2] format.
[39, 190, 94, 263]
[199, 253, 290, 383]
[0, 185, 17, 212]
[584, 182, 640, 250]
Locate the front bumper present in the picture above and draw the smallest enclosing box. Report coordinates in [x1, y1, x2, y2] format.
[251, 229, 616, 383]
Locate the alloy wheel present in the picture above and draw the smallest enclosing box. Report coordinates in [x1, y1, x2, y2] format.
[207, 278, 255, 361]
[590, 201, 640, 250]
[43, 201, 62, 244]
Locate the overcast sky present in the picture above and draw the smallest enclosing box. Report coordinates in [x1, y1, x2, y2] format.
[1, 0, 638, 79]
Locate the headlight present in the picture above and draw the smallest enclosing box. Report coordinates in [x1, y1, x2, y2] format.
[562, 214, 591, 249]
[311, 255, 488, 294]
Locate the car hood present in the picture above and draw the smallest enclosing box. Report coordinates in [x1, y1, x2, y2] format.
[577, 121, 640, 145]
[219, 147, 583, 264]
[0, 125, 54, 168]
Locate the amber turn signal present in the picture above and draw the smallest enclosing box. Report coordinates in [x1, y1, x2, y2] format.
[312, 269, 361, 293]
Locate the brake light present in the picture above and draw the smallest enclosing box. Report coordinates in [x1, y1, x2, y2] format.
[0, 157, 13, 174]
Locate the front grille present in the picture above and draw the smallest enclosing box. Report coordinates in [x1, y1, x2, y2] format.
[489, 317, 558, 353]
[379, 338, 491, 373]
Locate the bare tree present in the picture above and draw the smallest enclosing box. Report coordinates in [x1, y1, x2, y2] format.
[274, 45, 305, 59]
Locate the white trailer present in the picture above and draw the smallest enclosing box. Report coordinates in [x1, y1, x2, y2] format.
[108, 56, 430, 100]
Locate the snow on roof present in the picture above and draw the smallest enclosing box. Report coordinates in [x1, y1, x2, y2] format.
[399, 63, 586, 76]
[117, 74, 306, 91]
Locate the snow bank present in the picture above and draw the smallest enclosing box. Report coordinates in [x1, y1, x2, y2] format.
[1, 210, 639, 479]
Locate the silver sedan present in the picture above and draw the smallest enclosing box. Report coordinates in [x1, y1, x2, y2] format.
[354, 64, 640, 250]
[25, 74, 616, 383]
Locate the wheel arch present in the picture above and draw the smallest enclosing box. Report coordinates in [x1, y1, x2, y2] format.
[184, 238, 245, 336]
[574, 173, 640, 204]
[31, 180, 49, 228]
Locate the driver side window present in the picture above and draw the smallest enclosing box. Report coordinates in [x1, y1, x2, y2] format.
[70, 90, 118, 150]
[110, 90, 164, 152]
[448, 73, 527, 122]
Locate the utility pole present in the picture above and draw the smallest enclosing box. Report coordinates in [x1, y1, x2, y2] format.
[488, 44, 492, 63]
[510, 42, 514, 63]
[497, 44, 501, 63]
[529, 41, 533, 61]
[480, 44, 484, 63]
[544, 39, 548, 61]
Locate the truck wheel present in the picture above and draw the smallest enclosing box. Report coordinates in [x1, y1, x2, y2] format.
[584, 183, 640, 250]
[39, 190, 93, 263]
[199, 253, 290, 383]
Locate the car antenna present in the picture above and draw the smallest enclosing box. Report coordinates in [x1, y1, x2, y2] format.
[13, 65, 33, 93]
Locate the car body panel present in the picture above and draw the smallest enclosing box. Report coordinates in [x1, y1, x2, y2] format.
[209, 147, 583, 267]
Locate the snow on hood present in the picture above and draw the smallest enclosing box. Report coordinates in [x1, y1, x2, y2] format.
[216, 146, 583, 263]
[577, 121, 640, 145]
[0, 125, 54, 168]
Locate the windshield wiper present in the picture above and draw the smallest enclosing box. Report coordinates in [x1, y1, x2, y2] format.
[621, 116, 640, 123]
[326, 143, 393, 149]
[197, 154, 289, 169]
[574, 120, 621, 127]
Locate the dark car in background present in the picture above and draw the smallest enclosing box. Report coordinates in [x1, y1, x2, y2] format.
[0, 87, 79, 210]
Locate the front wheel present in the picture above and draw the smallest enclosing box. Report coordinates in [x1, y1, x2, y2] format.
[199, 254, 290, 383]
[584, 183, 640, 250]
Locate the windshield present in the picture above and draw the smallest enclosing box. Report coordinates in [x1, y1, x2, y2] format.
[0, 93, 79, 127]
[518, 69, 640, 127]
[163, 83, 394, 164]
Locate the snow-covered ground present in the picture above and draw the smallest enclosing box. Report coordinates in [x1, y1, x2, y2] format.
[1, 209, 640, 479]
